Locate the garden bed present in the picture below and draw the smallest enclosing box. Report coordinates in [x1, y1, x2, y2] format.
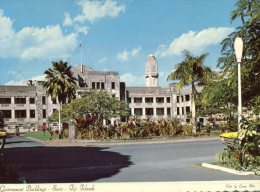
[23, 131, 59, 141]
[202, 162, 259, 175]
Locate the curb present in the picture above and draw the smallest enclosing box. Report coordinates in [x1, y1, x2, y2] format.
[85, 137, 219, 146]
[25, 136, 48, 145]
[201, 163, 256, 175]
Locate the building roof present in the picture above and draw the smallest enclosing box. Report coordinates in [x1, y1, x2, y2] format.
[126, 87, 172, 96]
[0, 85, 37, 96]
[71, 65, 94, 74]
[87, 71, 119, 76]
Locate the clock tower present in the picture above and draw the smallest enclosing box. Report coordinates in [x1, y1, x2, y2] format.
[145, 54, 159, 87]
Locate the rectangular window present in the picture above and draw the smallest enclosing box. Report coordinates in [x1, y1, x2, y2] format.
[101, 82, 105, 89]
[15, 98, 26, 104]
[186, 106, 191, 114]
[145, 97, 153, 103]
[167, 97, 171, 103]
[43, 109, 46, 119]
[167, 108, 171, 115]
[134, 98, 142, 103]
[53, 109, 57, 113]
[177, 107, 180, 115]
[30, 110, 35, 118]
[134, 108, 142, 116]
[0, 98, 11, 104]
[97, 82, 100, 89]
[145, 108, 153, 116]
[29, 98, 35, 104]
[111, 82, 115, 89]
[92, 82, 95, 89]
[185, 95, 190, 102]
[42, 96, 46, 105]
[2, 110, 11, 118]
[182, 107, 184, 115]
[127, 97, 131, 103]
[52, 99, 57, 104]
[156, 108, 164, 115]
[15, 110, 26, 118]
[181, 96, 184, 102]
[156, 97, 164, 103]
[177, 96, 179, 103]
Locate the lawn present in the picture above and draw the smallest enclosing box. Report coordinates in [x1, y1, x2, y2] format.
[23, 131, 58, 141]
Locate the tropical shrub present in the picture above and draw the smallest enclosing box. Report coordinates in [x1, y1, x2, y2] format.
[182, 125, 193, 136]
[218, 118, 260, 172]
[204, 123, 211, 134]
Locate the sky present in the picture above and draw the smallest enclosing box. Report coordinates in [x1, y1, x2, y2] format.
[0, 0, 239, 87]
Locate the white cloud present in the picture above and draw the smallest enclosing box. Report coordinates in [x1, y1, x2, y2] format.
[117, 46, 142, 61]
[74, 24, 88, 35]
[121, 73, 145, 87]
[131, 46, 141, 56]
[159, 71, 167, 80]
[5, 80, 25, 85]
[75, 0, 125, 23]
[0, 9, 15, 41]
[0, 9, 78, 60]
[63, 13, 73, 26]
[98, 57, 107, 63]
[5, 74, 46, 85]
[117, 50, 129, 61]
[156, 27, 234, 57]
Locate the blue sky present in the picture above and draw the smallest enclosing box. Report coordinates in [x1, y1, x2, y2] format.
[0, 0, 239, 87]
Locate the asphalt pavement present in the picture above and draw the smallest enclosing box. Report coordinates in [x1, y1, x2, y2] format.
[2, 136, 260, 183]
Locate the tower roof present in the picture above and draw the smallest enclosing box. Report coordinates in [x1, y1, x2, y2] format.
[145, 54, 158, 75]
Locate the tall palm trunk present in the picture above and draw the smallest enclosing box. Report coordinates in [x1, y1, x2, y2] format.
[58, 101, 62, 138]
[191, 82, 197, 134]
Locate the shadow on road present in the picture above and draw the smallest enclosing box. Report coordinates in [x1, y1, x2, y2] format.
[5, 141, 34, 145]
[2, 146, 132, 183]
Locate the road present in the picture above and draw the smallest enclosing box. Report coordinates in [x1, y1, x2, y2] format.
[2, 136, 259, 183]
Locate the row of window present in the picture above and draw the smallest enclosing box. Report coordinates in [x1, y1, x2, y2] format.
[177, 106, 191, 115]
[91, 82, 116, 90]
[0, 96, 59, 105]
[133, 108, 171, 116]
[176, 95, 190, 103]
[1, 109, 47, 119]
[131, 97, 171, 103]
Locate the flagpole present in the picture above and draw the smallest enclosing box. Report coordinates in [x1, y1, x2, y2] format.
[80, 41, 83, 73]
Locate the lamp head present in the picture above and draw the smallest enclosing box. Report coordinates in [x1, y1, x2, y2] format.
[234, 37, 243, 63]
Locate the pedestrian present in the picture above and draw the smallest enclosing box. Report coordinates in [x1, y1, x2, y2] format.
[15, 125, 20, 136]
[42, 123, 47, 134]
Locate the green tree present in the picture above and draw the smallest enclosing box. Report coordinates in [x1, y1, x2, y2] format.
[202, 0, 260, 128]
[49, 90, 130, 126]
[167, 50, 215, 134]
[44, 60, 77, 135]
[201, 74, 238, 126]
[218, 0, 260, 107]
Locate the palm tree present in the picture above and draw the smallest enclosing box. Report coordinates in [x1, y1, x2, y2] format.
[44, 60, 77, 137]
[167, 50, 215, 134]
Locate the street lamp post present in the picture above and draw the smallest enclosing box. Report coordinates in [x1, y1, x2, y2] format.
[234, 37, 243, 130]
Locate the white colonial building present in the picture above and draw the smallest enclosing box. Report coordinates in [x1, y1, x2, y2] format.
[0, 54, 197, 132]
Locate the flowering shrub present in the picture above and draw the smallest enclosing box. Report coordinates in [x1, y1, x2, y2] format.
[74, 117, 196, 140]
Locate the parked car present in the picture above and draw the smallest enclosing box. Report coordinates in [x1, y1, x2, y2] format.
[49, 122, 59, 131]
[0, 129, 7, 139]
[219, 132, 238, 147]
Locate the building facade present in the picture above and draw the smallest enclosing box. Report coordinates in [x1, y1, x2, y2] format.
[0, 55, 195, 132]
[126, 55, 193, 123]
